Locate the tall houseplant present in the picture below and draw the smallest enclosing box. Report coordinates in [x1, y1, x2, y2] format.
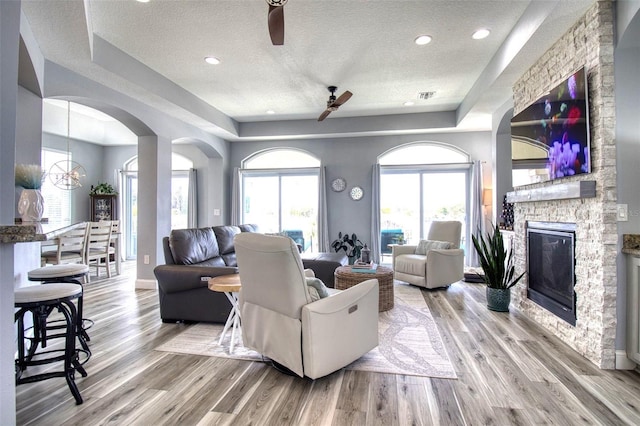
[331, 232, 364, 264]
[472, 224, 525, 312]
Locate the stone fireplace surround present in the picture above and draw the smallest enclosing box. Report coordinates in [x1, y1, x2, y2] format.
[507, 1, 617, 369]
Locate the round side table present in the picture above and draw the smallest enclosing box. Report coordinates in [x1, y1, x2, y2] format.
[334, 265, 394, 312]
[208, 274, 242, 353]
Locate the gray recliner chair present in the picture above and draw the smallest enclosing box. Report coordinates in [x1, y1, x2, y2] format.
[235, 233, 379, 379]
[392, 221, 464, 289]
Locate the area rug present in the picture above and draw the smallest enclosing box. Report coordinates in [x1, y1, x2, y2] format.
[155, 282, 456, 379]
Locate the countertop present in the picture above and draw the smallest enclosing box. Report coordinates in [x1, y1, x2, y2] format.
[0, 221, 78, 244]
[623, 234, 640, 257]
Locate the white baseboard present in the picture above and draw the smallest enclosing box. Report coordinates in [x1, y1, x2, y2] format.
[616, 350, 637, 370]
[135, 278, 157, 290]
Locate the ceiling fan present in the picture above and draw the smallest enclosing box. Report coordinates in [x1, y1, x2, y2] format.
[266, 0, 287, 45]
[318, 86, 353, 121]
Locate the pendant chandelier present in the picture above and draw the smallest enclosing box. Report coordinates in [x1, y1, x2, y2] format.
[49, 101, 86, 190]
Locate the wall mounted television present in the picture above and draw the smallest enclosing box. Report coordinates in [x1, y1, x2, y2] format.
[511, 67, 591, 186]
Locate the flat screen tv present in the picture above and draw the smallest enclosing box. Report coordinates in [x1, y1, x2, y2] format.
[511, 67, 591, 186]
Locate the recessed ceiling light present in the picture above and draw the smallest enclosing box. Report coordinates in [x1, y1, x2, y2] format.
[403, 101, 415, 106]
[414, 35, 432, 45]
[472, 28, 491, 40]
[136, 0, 150, 3]
[266, 110, 276, 115]
[204, 56, 220, 65]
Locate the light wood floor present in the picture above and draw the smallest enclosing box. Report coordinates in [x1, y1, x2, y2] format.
[16, 262, 640, 425]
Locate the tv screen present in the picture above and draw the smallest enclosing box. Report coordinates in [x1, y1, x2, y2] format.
[511, 67, 590, 186]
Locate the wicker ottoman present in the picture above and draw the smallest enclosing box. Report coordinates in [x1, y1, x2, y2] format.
[334, 265, 394, 312]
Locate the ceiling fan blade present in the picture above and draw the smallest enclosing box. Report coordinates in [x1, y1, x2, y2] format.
[268, 5, 284, 45]
[318, 109, 332, 122]
[332, 91, 353, 107]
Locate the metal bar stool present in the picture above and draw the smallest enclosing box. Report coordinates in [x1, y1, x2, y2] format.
[28, 264, 92, 355]
[15, 283, 88, 405]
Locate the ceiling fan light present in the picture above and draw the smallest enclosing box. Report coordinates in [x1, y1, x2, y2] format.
[414, 35, 432, 45]
[204, 56, 220, 65]
[472, 28, 491, 40]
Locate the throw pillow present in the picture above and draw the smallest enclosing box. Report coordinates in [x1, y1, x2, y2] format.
[415, 239, 452, 255]
[306, 277, 329, 301]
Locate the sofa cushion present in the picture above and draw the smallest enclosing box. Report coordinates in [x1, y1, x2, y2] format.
[415, 239, 452, 255]
[213, 226, 241, 255]
[169, 228, 221, 265]
[395, 254, 427, 276]
[238, 224, 260, 233]
[300, 252, 348, 288]
[213, 225, 242, 266]
[305, 277, 330, 301]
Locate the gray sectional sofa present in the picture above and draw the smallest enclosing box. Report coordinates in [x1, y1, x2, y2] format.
[154, 224, 347, 323]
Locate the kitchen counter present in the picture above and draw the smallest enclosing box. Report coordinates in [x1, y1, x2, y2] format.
[0, 221, 76, 244]
[622, 234, 640, 257]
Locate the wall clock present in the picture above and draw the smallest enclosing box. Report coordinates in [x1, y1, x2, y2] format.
[350, 186, 364, 201]
[331, 177, 346, 192]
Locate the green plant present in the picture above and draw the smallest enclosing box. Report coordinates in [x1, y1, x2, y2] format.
[472, 224, 524, 290]
[15, 164, 45, 189]
[90, 182, 118, 195]
[331, 232, 365, 261]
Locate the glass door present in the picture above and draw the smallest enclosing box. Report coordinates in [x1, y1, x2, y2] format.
[380, 169, 469, 259]
[124, 173, 138, 260]
[422, 172, 467, 250]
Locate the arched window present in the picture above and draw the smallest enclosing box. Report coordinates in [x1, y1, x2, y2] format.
[241, 148, 320, 252]
[378, 142, 471, 259]
[122, 153, 194, 259]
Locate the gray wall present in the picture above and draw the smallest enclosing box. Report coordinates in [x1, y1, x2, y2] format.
[615, 4, 640, 352]
[229, 131, 492, 246]
[1, 2, 21, 419]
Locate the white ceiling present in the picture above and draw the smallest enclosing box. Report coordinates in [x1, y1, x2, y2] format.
[21, 0, 595, 143]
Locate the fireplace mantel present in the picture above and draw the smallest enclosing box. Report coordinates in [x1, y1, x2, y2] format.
[506, 181, 596, 203]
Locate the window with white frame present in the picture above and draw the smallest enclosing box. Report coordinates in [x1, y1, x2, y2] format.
[122, 153, 194, 259]
[241, 149, 320, 252]
[379, 143, 470, 258]
[41, 148, 72, 223]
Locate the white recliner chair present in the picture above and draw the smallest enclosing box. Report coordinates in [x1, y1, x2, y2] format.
[392, 221, 464, 289]
[234, 232, 379, 379]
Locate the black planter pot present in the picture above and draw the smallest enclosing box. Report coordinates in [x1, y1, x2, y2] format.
[486, 287, 510, 312]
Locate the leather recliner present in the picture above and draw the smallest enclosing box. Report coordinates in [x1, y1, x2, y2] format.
[235, 233, 379, 379]
[392, 221, 465, 289]
[154, 225, 252, 323]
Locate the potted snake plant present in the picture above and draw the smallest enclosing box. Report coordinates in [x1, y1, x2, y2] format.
[472, 223, 525, 312]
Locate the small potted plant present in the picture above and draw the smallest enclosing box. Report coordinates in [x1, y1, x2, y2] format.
[472, 223, 525, 312]
[331, 232, 365, 265]
[90, 182, 118, 195]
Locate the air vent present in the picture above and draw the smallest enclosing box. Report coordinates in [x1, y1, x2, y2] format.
[417, 91, 435, 100]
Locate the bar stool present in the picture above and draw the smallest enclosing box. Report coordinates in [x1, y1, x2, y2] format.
[15, 283, 88, 405]
[28, 264, 92, 354]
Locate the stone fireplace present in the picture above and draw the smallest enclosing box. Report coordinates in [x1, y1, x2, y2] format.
[507, 1, 617, 369]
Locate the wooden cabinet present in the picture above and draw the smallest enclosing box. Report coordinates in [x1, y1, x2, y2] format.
[90, 195, 118, 221]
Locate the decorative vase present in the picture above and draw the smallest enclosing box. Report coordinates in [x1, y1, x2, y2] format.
[18, 189, 44, 222]
[486, 287, 510, 312]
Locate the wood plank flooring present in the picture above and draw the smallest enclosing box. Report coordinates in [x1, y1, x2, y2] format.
[15, 262, 640, 425]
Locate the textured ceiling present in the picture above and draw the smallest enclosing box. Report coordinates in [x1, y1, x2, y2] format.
[20, 0, 595, 141]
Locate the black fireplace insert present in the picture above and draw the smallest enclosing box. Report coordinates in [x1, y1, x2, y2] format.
[526, 221, 576, 325]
